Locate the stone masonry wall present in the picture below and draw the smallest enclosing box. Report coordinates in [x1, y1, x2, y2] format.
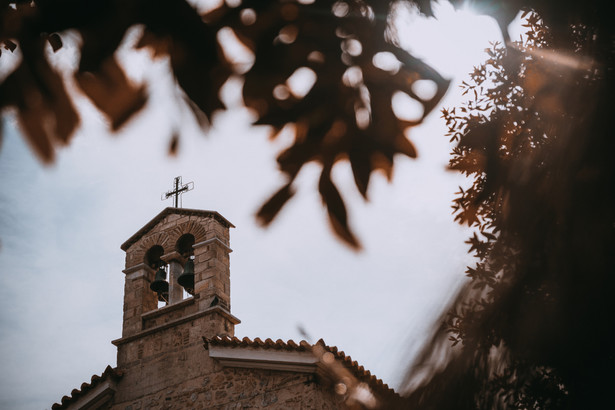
[115, 318, 216, 405]
[114, 310, 338, 409]
[112, 365, 340, 410]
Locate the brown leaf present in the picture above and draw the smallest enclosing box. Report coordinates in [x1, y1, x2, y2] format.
[349, 148, 371, 199]
[235, 0, 451, 242]
[168, 132, 179, 156]
[256, 183, 295, 227]
[140, 0, 229, 120]
[276, 141, 316, 178]
[370, 152, 394, 180]
[17, 101, 54, 162]
[318, 170, 360, 249]
[184, 96, 210, 131]
[395, 135, 418, 158]
[75, 57, 146, 130]
[0, 37, 79, 162]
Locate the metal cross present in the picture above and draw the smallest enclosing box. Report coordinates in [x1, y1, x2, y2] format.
[161, 176, 194, 208]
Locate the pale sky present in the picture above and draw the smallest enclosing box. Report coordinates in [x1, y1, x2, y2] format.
[0, 2, 514, 408]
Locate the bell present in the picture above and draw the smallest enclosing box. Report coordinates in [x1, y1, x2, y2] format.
[177, 258, 195, 292]
[150, 266, 169, 301]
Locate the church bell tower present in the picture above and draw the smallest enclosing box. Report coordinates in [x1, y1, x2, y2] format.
[111, 207, 240, 390]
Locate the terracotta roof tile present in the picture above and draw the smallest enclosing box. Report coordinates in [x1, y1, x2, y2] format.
[205, 335, 313, 352]
[51, 365, 123, 409]
[203, 335, 399, 399]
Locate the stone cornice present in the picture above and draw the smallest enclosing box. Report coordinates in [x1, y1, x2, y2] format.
[141, 295, 197, 321]
[122, 263, 154, 277]
[193, 237, 233, 253]
[111, 305, 241, 346]
[208, 346, 318, 373]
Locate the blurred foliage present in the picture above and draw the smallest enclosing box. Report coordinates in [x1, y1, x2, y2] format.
[401, 7, 615, 410]
[0, 0, 453, 248]
[3, 1, 608, 248]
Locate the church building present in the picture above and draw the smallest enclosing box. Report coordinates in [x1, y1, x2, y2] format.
[52, 207, 399, 409]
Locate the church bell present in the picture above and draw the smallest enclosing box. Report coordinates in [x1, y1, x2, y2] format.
[177, 258, 195, 292]
[150, 265, 169, 301]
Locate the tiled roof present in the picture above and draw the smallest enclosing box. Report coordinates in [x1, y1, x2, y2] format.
[204, 335, 399, 399]
[121, 207, 234, 251]
[51, 365, 123, 409]
[204, 335, 312, 351]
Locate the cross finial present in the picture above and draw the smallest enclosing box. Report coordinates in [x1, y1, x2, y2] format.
[161, 176, 194, 208]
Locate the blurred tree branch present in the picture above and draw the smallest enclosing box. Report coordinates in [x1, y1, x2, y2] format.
[1, 0, 453, 248]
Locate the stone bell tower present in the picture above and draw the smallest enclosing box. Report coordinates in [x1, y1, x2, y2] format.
[111, 208, 240, 401]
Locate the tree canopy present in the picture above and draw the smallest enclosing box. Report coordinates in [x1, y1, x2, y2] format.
[402, 8, 615, 410]
[1, 1, 614, 408]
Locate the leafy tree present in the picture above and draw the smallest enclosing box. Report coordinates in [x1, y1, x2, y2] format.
[401, 10, 615, 410]
[1, 1, 614, 408]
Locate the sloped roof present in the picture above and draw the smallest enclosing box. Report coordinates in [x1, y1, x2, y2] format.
[121, 207, 234, 251]
[54, 337, 398, 408]
[52, 365, 123, 409]
[204, 335, 399, 400]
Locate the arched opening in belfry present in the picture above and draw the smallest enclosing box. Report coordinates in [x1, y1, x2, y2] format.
[176, 233, 195, 257]
[145, 245, 168, 308]
[144, 245, 164, 269]
[176, 234, 195, 299]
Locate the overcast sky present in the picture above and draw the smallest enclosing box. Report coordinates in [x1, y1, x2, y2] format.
[0, 2, 513, 409]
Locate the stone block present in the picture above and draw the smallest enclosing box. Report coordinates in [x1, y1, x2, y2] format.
[166, 214, 181, 223]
